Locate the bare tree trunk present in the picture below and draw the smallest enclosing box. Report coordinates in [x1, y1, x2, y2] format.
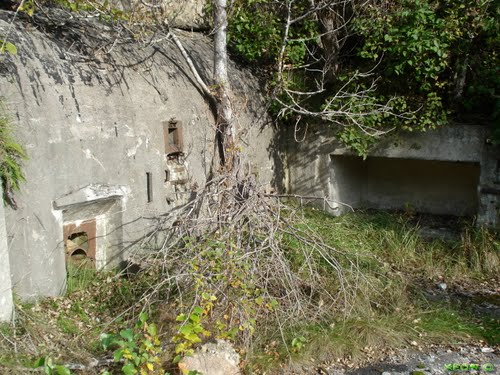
[213, 0, 236, 172]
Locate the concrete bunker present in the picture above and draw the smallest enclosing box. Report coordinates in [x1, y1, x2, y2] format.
[287, 125, 499, 225]
[331, 156, 481, 216]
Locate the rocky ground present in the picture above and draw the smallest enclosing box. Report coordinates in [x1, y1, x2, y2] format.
[319, 346, 499, 375]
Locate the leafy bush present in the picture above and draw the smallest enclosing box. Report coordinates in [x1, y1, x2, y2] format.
[225, 0, 499, 154]
[100, 312, 165, 375]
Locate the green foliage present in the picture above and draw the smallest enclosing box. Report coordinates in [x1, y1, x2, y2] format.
[351, 0, 498, 142]
[66, 263, 98, 294]
[0, 100, 26, 200]
[33, 356, 72, 375]
[0, 41, 17, 55]
[18, 0, 36, 17]
[290, 335, 306, 352]
[172, 237, 280, 361]
[172, 305, 211, 363]
[226, 0, 499, 154]
[100, 312, 166, 374]
[227, 0, 317, 66]
[356, 0, 453, 89]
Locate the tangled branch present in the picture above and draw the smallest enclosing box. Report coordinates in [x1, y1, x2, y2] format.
[125, 169, 363, 352]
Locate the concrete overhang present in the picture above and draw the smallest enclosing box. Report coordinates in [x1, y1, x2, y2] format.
[53, 184, 129, 210]
[330, 124, 487, 162]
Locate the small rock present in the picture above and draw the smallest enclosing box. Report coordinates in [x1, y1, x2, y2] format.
[381, 372, 391, 375]
[481, 347, 494, 353]
[180, 339, 241, 375]
[437, 283, 447, 290]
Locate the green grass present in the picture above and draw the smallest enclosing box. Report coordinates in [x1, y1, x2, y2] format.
[299, 208, 499, 281]
[261, 207, 500, 367]
[66, 263, 98, 294]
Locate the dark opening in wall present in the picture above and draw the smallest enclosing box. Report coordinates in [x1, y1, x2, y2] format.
[163, 119, 183, 155]
[331, 156, 480, 216]
[64, 220, 96, 268]
[146, 172, 153, 202]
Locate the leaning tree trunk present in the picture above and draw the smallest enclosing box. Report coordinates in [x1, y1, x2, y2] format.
[213, 0, 237, 173]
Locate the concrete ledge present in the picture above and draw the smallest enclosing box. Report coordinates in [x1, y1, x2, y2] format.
[331, 125, 487, 162]
[0, 185, 14, 322]
[53, 184, 129, 210]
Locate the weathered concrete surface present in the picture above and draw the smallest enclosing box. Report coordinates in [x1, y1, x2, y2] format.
[113, 0, 209, 30]
[332, 125, 487, 162]
[0, 9, 275, 299]
[163, 0, 209, 30]
[287, 125, 498, 222]
[0, 184, 14, 321]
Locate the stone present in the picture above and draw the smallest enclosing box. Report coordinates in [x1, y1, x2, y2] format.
[437, 283, 447, 291]
[481, 347, 494, 353]
[179, 339, 241, 375]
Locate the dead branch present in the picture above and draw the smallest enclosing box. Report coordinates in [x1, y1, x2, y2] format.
[122, 170, 364, 354]
[168, 28, 215, 101]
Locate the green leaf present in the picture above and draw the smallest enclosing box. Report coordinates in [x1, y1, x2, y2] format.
[185, 332, 202, 343]
[55, 365, 72, 375]
[192, 306, 203, 315]
[180, 325, 193, 335]
[33, 357, 46, 368]
[122, 363, 136, 375]
[120, 328, 134, 341]
[5, 42, 17, 55]
[99, 333, 115, 350]
[139, 312, 148, 324]
[176, 313, 187, 322]
[147, 323, 158, 336]
[114, 349, 125, 362]
[189, 313, 200, 323]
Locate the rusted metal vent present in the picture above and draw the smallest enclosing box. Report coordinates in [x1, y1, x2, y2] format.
[67, 232, 89, 264]
[64, 221, 96, 268]
[163, 119, 183, 156]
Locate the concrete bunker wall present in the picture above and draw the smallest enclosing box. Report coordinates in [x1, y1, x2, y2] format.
[287, 125, 500, 226]
[0, 10, 275, 301]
